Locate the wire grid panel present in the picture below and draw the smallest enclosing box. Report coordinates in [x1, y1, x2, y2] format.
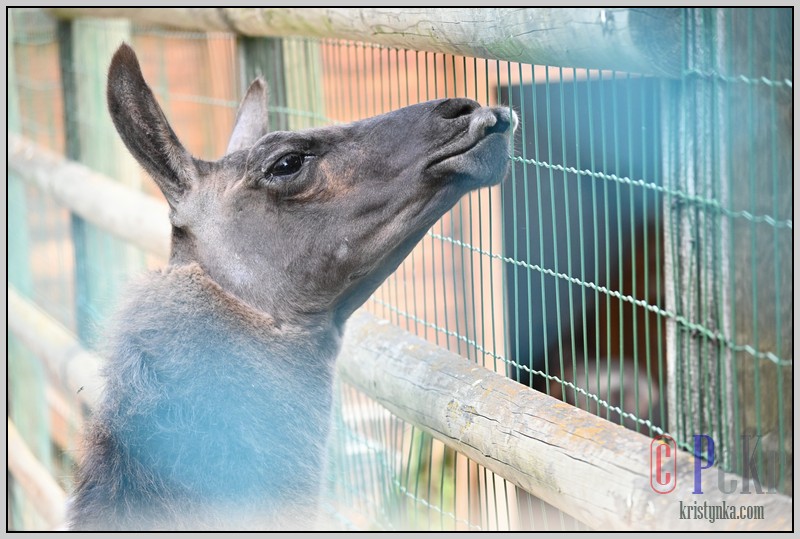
[290, 37, 668, 528]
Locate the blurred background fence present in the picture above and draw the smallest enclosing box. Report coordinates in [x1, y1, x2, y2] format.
[7, 7, 792, 531]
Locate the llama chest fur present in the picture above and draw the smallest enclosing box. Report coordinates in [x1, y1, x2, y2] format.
[69, 264, 340, 529]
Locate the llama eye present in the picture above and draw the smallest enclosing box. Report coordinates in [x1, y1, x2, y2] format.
[268, 153, 306, 177]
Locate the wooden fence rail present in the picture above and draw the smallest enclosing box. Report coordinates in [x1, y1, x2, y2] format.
[8, 419, 67, 529]
[49, 7, 682, 77]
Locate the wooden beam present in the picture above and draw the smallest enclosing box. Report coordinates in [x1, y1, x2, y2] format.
[8, 418, 67, 529]
[338, 309, 792, 531]
[47, 385, 84, 455]
[48, 8, 682, 77]
[8, 287, 104, 411]
[8, 134, 171, 260]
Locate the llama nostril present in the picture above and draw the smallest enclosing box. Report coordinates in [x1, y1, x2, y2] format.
[435, 98, 480, 120]
[486, 115, 510, 135]
[485, 109, 518, 135]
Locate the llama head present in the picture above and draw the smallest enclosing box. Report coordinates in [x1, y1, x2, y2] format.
[107, 43, 516, 326]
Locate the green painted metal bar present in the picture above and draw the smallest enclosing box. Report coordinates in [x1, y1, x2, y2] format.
[8, 13, 48, 530]
[239, 36, 289, 132]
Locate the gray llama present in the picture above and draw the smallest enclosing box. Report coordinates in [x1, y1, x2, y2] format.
[67, 43, 516, 530]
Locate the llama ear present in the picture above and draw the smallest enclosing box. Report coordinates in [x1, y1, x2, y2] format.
[106, 43, 196, 208]
[226, 78, 270, 155]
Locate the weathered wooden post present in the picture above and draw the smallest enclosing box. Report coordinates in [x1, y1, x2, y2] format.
[661, 8, 792, 492]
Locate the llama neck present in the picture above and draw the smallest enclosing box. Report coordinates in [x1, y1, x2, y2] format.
[97, 263, 341, 507]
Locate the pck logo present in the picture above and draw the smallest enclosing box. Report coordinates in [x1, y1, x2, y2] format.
[650, 434, 677, 494]
[650, 434, 779, 494]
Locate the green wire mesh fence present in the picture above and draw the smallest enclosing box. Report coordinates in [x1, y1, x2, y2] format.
[7, 7, 792, 531]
